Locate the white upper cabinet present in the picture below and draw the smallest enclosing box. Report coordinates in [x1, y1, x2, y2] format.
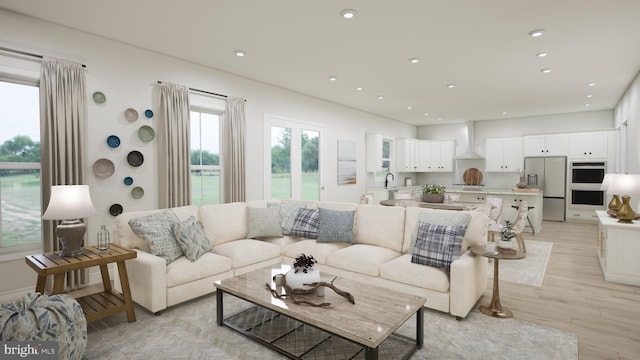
[420, 140, 454, 172]
[523, 134, 569, 157]
[569, 132, 608, 159]
[396, 138, 419, 172]
[485, 137, 523, 172]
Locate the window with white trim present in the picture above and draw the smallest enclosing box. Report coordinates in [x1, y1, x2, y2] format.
[190, 109, 222, 205]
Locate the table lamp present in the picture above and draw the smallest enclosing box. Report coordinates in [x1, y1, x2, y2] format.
[42, 185, 98, 256]
[600, 173, 621, 211]
[606, 174, 640, 224]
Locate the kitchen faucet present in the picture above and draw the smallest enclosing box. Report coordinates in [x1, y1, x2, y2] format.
[384, 172, 395, 188]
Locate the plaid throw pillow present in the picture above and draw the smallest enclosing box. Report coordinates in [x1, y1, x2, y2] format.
[289, 208, 319, 239]
[411, 222, 467, 271]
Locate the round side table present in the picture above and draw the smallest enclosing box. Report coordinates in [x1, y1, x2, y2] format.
[470, 245, 525, 318]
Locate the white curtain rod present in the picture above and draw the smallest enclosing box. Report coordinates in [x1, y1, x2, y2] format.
[0, 46, 87, 68]
[157, 80, 245, 102]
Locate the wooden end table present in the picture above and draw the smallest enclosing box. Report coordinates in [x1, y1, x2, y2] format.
[470, 245, 525, 318]
[25, 243, 137, 323]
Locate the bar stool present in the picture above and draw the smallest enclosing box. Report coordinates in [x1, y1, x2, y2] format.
[511, 204, 535, 235]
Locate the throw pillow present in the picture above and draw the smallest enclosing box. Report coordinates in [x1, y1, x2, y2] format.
[409, 211, 472, 254]
[128, 209, 183, 265]
[172, 216, 211, 262]
[317, 208, 355, 243]
[289, 208, 320, 239]
[247, 206, 283, 238]
[411, 222, 467, 271]
[270, 201, 306, 235]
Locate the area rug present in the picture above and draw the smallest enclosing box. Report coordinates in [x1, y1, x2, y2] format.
[84, 291, 577, 359]
[488, 239, 553, 287]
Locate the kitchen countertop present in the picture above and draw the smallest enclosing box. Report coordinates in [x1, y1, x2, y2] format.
[369, 185, 543, 196]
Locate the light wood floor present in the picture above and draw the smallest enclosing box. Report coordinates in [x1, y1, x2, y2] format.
[490, 220, 640, 360]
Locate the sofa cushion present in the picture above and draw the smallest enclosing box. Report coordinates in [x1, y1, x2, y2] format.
[380, 254, 450, 292]
[199, 203, 248, 246]
[212, 239, 281, 269]
[411, 222, 467, 271]
[166, 252, 233, 288]
[405, 209, 472, 254]
[247, 206, 283, 238]
[269, 201, 306, 235]
[317, 208, 354, 243]
[283, 239, 349, 264]
[289, 208, 320, 239]
[128, 209, 183, 265]
[355, 205, 405, 252]
[172, 216, 211, 262]
[327, 244, 401, 276]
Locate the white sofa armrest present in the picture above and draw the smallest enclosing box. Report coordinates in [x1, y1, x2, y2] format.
[114, 249, 168, 313]
[449, 249, 488, 319]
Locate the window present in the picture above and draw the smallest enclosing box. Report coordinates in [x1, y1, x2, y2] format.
[264, 115, 323, 200]
[0, 79, 41, 254]
[375, 138, 393, 182]
[190, 110, 221, 205]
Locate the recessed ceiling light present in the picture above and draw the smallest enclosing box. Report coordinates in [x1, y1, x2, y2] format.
[377, 95, 384, 100]
[528, 29, 545, 37]
[328, 76, 337, 81]
[409, 57, 420, 64]
[585, 103, 591, 107]
[437, 118, 443, 122]
[536, 52, 548, 57]
[423, 113, 429, 116]
[588, 82, 597, 87]
[541, 68, 552, 73]
[446, 84, 456, 88]
[407, 106, 413, 110]
[586, 94, 593, 98]
[502, 111, 508, 115]
[341, 9, 356, 19]
[234, 50, 245, 57]
[356, 87, 363, 91]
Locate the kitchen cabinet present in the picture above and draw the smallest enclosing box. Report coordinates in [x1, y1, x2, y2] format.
[523, 134, 569, 157]
[396, 138, 419, 172]
[597, 210, 640, 286]
[485, 137, 523, 172]
[569, 132, 608, 159]
[419, 140, 454, 172]
[366, 133, 392, 172]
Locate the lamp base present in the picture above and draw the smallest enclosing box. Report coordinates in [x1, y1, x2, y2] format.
[616, 195, 636, 224]
[56, 219, 86, 257]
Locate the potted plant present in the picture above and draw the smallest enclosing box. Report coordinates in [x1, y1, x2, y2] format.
[422, 184, 446, 203]
[498, 220, 516, 249]
[286, 254, 320, 289]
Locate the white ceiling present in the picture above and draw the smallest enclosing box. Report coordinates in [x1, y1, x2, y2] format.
[2, 0, 640, 126]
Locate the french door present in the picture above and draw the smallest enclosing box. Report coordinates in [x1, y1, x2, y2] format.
[264, 115, 324, 200]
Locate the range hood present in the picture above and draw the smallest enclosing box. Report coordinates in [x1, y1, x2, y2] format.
[456, 121, 484, 159]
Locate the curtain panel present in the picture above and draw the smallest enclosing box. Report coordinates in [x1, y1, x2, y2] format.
[222, 97, 246, 202]
[158, 83, 191, 208]
[39, 58, 88, 289]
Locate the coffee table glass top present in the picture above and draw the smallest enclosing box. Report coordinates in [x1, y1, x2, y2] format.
[215, 265, 425, 348]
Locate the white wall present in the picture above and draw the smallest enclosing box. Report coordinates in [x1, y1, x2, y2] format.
[0, 9, 415, 297]
[614, 71, 640, 174]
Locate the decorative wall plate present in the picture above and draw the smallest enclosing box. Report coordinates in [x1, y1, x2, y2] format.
[123, 176, 134, 186]
[127, 151, 144, 167]
[131, 186, 144, 199]
[106, 135, 121, 148]
[109, 203, 123, 216]
[93, 158, 115, 178]
[125, 108, 139, 122]
[138, 125, 155, 142]
[93, 91, 106, 104]
[144, 109, 154, 119]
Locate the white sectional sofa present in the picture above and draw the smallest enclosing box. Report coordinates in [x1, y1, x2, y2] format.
[114, 200, 488, 319]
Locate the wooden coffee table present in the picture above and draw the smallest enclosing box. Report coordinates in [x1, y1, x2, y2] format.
[215, 266, 425, 359]
[25, 244, 137, 323]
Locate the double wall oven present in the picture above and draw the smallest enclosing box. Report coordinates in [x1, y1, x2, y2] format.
[569, 161, 606, 210]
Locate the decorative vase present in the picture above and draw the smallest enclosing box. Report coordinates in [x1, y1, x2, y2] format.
[498, 240, 513, 249]
[423, 193, 445, 203]
[285, 269, 320, 289]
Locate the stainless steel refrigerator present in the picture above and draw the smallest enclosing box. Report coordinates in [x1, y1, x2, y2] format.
[524, 156, 567, 221]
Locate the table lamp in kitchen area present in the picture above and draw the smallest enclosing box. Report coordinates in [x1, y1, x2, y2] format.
[600, 173, 621, 211]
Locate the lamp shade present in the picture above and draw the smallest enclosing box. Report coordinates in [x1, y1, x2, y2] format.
[600, 173, 616, 191]
[606, 174, 640, 196]
[42, 185, 98, 220]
